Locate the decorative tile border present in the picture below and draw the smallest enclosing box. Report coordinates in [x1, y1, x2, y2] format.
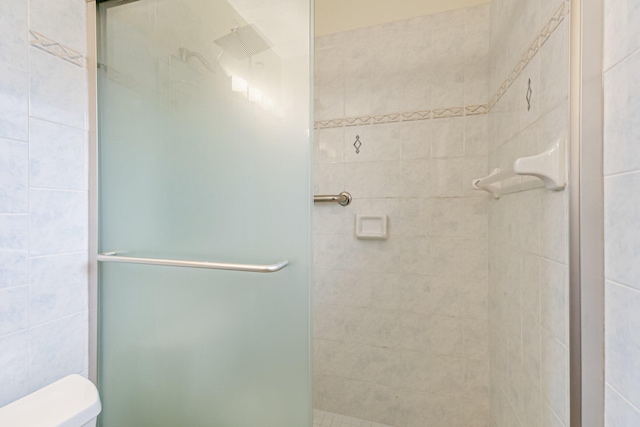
[488, 1, 569, 110]
[314, 1, 569, 130]
[315, 104, 489, 129]
[29, 30, 85, 68]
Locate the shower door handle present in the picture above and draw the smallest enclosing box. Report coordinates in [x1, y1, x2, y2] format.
[97, 251, 289, 273]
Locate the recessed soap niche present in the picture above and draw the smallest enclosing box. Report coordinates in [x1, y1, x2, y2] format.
[355, 215, 388, 240]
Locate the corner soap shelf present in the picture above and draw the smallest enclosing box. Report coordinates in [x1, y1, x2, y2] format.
[472, 139, 566, 199]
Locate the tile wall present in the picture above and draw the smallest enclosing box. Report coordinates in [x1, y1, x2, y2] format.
[0, 0, 89, 407]
[486, 1, 570, 427]
[603, 1, 640, 425]
[313, 5, 491, 427]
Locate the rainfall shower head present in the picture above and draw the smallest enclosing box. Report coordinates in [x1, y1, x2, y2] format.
[213, 25, 271, 60]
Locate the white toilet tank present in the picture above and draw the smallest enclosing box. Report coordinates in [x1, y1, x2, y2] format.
[0, 374, 101, 427]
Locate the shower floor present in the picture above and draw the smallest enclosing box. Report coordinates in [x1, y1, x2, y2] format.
[313, 410, 396, 427]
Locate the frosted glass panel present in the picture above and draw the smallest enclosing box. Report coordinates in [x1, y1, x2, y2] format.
[96, 0, 311, 425]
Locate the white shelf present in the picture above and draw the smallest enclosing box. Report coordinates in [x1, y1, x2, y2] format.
[472, 138, 566, 199]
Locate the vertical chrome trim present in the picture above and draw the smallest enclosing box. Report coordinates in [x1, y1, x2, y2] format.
[87, 0, 99, 385]
[569, 0, 605, 426]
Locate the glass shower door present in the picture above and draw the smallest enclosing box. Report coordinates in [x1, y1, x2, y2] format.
[96, 0, 311, 426]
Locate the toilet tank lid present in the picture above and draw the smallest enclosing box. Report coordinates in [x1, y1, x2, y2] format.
[0, 375, 102, 427]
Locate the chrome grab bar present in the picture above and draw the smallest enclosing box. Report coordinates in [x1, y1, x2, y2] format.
[314, 191, 352, 206]
[97, 251, 288, 273]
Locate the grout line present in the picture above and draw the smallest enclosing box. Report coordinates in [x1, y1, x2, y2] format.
[606, 383, 640, 414]
[603, 45, 640, 74]
[605, 279, 640, 296]
[603, 168, 640, 180]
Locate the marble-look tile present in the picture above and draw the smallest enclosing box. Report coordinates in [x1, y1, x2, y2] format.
[432, 117, 464, 158]
[0, 0, 28, 70]
[401, 121, 431, 160]
[540, 258, 567, 344]
[29, 119, 87, 190]
[29, 48, 88, 130]
[0, 285, 28, 335]
[604, 0, 640, 71]
[316, 82, 344, 121]
[538, 23, 569, 116]
[604, 49, 640, 176]
[604, 172, 640, 290]
[30, 252, 88, 326]
[0, 215, 28, 251]
[464, 115, 488, 157]
[0, 250, 28, 289]
[29, 0, 87, 54]
[313, 163, 344, 196]
[540, 329, 568, 425]
[400, 159, 430, 198]
[430, 158, 464, 197]
[344, 161, 401, 199]
[0, 65, 28, 141]
[29, 313, 84, 391]
[29, 189, 88, 256]
[0, 331, 29, 407]
[344, 79, 372, 118]
[345, 125, 400, 163]
[605, 384, 640, 427]
[606, 281, 640, 410]
[0, 138, 28, 213]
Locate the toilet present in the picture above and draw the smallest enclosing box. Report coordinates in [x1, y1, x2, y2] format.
[0, 375, 101, 427]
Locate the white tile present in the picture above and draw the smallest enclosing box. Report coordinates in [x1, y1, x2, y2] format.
[540, 329, 568, 425]
[0, 0, 28, 70]
[0, 64, 29, 141]
[29, 119, 87, 190]
[29, 313, 84, 391]
[0, 250, 28, 289]
[29, 0, 87, 54]
[0, 285, 28, 335]
[604, 49, 640, 175]
[371, 76, 402, 115]
[29, 48, 88, 130]
[30, 252, 88, 326]
[604, 172, 640, 289]
[29, 189, 88, 256]
[604, 0, 640, 70]
[540, 258, 567, 345]
[0, 215, 28, 251]
[316, 82, 345, 121]
[345, 80, 372, 118]
[400, 120, 431, 160]
[314, 163, 344, 195]
[344, 161, 400, 199]
[0, 331, 29, 407]
[430, 158, 464, 197]
[606, 281, 640, 410]
[605, 384, 640, 427]
[538, 23, 569, 115]
[464, 115, 488, 156]
[0, 138, 28, 213]
[432, 117, 464, 158]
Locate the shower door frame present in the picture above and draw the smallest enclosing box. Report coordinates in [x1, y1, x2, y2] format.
[569, 0, 605, 426]
[84, 0, 606, 425]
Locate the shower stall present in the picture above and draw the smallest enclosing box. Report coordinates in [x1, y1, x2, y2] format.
[91, 0, 577, 426]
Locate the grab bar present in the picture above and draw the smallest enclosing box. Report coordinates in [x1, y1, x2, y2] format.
[314, 191, 352, 206]
[97, 251, 288, 273]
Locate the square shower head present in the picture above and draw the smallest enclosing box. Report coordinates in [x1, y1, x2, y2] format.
[213, 25, 272, 60]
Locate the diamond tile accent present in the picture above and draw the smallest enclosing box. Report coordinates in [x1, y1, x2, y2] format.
[29, 30, 85, 68]
[488, 1, 569, 110]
